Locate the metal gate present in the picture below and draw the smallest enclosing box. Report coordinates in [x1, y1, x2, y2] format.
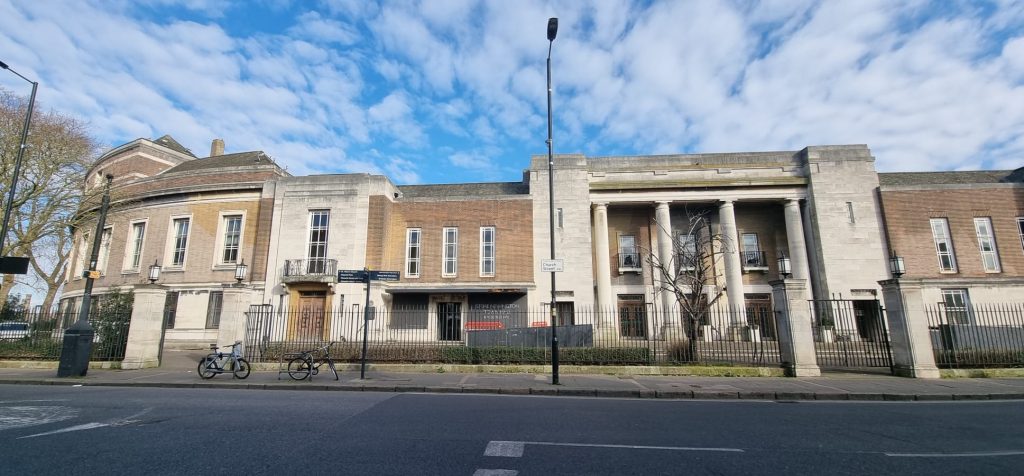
[809, 298, 893, 372]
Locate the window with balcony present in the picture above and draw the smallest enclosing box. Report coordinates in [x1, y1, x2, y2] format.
[307, 210, 329, 274]
[973, 217, 1000, 273]
[170, 218, 190, 267]
[221, 215, 242, 264]
[741, 233, 766, 269]
[480, 226, 495, 277]
[930, 218, 957, 272]
[406, 228, 421, 278]
[442, 227, 458, 277]
[618, 234, 640, 272]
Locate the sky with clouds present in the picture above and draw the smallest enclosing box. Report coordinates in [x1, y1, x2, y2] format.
[1, 0, 1023, 185]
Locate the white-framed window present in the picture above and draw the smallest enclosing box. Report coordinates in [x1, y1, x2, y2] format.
[677, 232, 697, 269]
[940, 288, 972, 325]
[442, 227, 458, 277]
[218, 213, 244, 265]
[307, 210, 329, 273]
[73, 232, 89, 279]
[206, 291, 224, 329]
[1018, 217, 1024, 253]
[96, 227, 113, 275]
[480, 226, 495, 277]
[406, 228, 421, 278]
[973, 217, 1000, 273]
[741, 233, 765, 267]
[124, 221, 146, 271]
[930, 218, 957, 272]
[618, 234, 639, 269]
[168, 217, 191, 268]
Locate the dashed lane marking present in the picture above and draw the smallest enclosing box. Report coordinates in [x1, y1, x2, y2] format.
[886, 450, 1024, 458]
[485, 440, 743, 457]
[473, 470, 518, 476]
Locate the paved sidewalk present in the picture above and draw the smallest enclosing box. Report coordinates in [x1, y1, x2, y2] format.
[1, 366, 1023, 401]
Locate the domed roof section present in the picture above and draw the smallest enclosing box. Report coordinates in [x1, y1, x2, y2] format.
[88, 134, 197, 189]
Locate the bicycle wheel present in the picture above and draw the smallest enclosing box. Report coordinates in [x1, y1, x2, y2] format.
[197, 356, 217, 379]
[287, 356, 312, 380]
[326, 359, 339, 380]
[233, 358, 251, 379]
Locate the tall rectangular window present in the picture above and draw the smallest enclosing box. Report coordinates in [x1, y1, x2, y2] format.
[973, 217, 1000, 272]
[171, 218, 190, 267]
[74, 232, 89, 278]
[406, 228, 421, 278]
[1018, 217, 1024, 253]
[307, 210, 329, 273]
[480, 226, 495, 277]
[221, 215, 242, 264]
[741, 233, 764, 267]
[128, 222, 145, 269]
[442, 227, 458, 277]
[677, 233, 697, 269]
[618, 234, 639, 269]
[96, 227, 112, 274]
[205, 291, 223, 329]
[163, 291, 179, 329]
[930, 218, 957, 272]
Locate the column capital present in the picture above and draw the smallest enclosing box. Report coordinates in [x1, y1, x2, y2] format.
[592, 201, 608, 209]
[654, 200, 671, 207]
[785, 198, 801, 205]
[718, 198, 735, 206]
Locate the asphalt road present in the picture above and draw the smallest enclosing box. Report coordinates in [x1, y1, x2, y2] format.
[1, 384, 1022, 475]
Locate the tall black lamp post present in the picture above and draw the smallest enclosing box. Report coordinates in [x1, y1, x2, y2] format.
[58, 174, 114, 377]
[546, 17, 560, 385]
[0, 60, 37, 277]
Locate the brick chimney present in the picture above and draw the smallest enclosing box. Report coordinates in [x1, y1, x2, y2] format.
[210, 139, 225, 157]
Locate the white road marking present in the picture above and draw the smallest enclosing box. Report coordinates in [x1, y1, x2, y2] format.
[485, 440, 743, 457]
[473, 470, 518, 476]
[0, 406, 77, 431]
[885, 450, 1024, 458]
[19, 422, 109, 439]
[485, 441, 525, 457]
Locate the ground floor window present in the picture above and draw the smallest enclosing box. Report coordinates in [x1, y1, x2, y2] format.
[617, 295, 647, 338]
[163, 292, 179, 329]
[206, 291, 223, 329]
[437, 302, 462, 341]
[941, 289, 971, 325]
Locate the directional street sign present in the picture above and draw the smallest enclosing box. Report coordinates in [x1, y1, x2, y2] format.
[370, 270, 400, 281]
[338, 269, 401, 282]
[337, 269, 368, 283]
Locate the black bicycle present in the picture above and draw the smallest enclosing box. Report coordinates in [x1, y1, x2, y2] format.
[198, 341, 251, 379]
[287, 342, 339, 381]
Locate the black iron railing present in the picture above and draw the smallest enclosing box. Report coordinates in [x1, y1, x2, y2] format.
[284, 258, 338, 277]
[741, 250, 767, 268]
[927, 303, 1024, 368]
[0, 307, 131, 362]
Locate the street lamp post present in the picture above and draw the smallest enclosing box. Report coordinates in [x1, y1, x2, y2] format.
[0, 60, 38, 276]
[546, 17, 560, 385]
[57, 174, 113, 377]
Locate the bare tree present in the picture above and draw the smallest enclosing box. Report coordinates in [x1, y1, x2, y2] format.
[0, 88, 99, 309]
[645, 209, 728, 360]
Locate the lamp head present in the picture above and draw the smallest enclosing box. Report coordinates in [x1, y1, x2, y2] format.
[0, 60, 8, 70]
[547, 18, 558, 41]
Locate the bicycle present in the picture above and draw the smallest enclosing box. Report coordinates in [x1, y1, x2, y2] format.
[198, 341, 251, 379]
[287, 342, 339, 381]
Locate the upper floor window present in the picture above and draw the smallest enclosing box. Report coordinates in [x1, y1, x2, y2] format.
[618, 234, 639, 270]
[677, 233, 697, 269]
[96, 227, 112, 275]
[480, 226, 495, 277]
[741, 233, 766, 268]
[127, 222, 146, 270]
[442, 227, 458, 277]
[221, 215, 242, 264]
[406, 228, 421, 278]
[930, 218, 957, 272]
[74, 232, 89, 279]
[171, 218, 190, 267]
[973, 217, 1000, 273]
[307, 210, 329, 273]
[1018, 217, 1024, 254]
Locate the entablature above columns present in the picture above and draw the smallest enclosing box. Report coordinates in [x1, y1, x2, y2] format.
[589, 187, 807, 206]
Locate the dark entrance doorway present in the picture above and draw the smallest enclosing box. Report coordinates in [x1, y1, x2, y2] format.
[437, 302, 462, 341]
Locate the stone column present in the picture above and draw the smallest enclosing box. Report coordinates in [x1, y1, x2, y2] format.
[879, 280, 941, 378]
[783, 199, 811, 280]
[217, 285, 253, 350]
[592, 203, 615, 335]
[718, 199, 746, 335]
[654, 201, 679, 339]
[121, 285, 169, 370]
[771, 279, 821, 377]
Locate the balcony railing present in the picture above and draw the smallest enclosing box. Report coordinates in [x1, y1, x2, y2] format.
[741, 250, 767, 269]
[618, 248, 641, 271]
[284, 258, 338, 280]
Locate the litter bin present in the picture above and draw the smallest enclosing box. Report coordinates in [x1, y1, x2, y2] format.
[57, 324, 95, 377]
